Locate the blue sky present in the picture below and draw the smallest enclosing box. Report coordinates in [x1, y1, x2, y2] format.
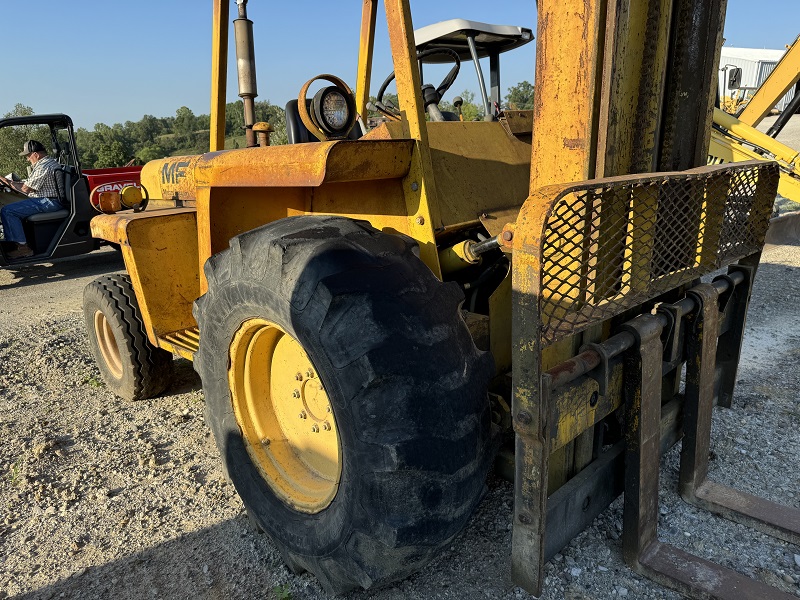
[0, 0, 795, 130]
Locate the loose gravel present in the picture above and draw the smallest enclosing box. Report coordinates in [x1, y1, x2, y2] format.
[0, 244, 798, 600]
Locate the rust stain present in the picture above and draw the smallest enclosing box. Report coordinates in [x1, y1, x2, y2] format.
[563, 138, 585, 149]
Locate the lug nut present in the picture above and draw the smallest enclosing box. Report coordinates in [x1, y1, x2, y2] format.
[295, 372, 303, 381]
[261, 438, 271, 447]
[292, 389, 300, 398]
[322, 421, 331, 431]
[311, 424, 320, 433]
[306, 368, 314, 378]
[299, 411, 307, 419]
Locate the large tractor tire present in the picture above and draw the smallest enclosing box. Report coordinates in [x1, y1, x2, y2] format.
[83, 274, 174, 401]
[193, 215, 494, 594]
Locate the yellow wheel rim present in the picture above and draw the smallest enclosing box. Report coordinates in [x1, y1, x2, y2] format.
[94, 310, 123, 379]
[228, 318, 341, 513]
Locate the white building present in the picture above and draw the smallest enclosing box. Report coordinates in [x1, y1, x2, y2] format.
[718, 46, 796, 112]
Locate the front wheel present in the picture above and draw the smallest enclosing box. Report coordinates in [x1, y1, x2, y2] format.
[83, 274, 173, 401]
[193, 215, 494, 594]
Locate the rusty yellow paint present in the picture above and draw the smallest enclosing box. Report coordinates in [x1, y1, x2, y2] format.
[489, 273, 512, 375]
[549, 366, 624, 453]
[438, 240, 479, 273]
[526, 6, 606, 464]
[383, 0, 442, 277]
[355, 0, 378, 118]
[158, 329, 199, 361]
[738, 34, 800, 127]
[622, 184, 658, 294]
[228, 318, 341, 513]
[90, 208, 200, 346]
[210, 0, 229, 152]
[140, 155, 202, 206]
[597, 0, 672, 176]
[714, 108, 800, 171]
[142, 141, 414, 206]
[530, 0, 605, 191]
[709, 110, 800, 204]
[427, 121, 532, 227]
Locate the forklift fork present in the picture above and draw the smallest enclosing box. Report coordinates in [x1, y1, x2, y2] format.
[622, 280, 799, 599]
[510, 159, 792, 597]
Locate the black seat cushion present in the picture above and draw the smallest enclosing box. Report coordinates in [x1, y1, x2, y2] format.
[285, 99, 314, 144]
[26, 208, 69, 223]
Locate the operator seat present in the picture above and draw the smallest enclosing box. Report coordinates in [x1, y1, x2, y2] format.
[23, 165, 73, 253]
[285, 99, 364, 144]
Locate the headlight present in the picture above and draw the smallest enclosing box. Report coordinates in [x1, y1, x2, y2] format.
[312, 86, 355, 137]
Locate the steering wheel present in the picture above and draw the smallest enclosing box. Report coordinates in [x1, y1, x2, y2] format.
[376, 47, 461, 122]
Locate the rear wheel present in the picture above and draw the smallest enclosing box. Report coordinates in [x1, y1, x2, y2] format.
[193, 215, 494, 594]
[83, 274, 174, 400]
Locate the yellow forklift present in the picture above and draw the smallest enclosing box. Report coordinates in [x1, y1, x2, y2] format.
[82, 1, 798, 597]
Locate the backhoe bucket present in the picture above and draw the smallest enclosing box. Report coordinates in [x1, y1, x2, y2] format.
[510, 160, 797, 599]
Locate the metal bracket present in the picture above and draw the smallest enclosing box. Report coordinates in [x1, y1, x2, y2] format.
[579, 341, 612, 396]
[681, 283, 800, 546]
[713, 264, 755, 408]
[621, 296, 796, 599]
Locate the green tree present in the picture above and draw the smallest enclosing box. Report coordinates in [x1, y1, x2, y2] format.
[94, 139, 128, 168]
[174, 106, 198, 136]
[224, 99, 287, 146]
[0, 104, 49, 176]
[505, 81, 535, 110]
[440, 90, 482, 121]
[136, 144, 169, 163]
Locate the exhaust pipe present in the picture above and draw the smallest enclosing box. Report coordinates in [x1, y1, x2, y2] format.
[234, 0, 258, 147]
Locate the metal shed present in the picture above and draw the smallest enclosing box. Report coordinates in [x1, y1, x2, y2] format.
[719, 46, 796, 112]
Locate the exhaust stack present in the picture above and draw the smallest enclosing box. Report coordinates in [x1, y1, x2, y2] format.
[234, 0, 258, 147]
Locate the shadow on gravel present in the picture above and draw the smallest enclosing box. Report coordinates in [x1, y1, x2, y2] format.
[168, 358, 203, 395]
[12, 514, 303, 600]
[0, 249, 124, 290]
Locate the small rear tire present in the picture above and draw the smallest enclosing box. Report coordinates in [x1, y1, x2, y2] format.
[83, 274, 173, 400]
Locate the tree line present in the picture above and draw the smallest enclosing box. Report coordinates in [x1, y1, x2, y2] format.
[1, 81, 533, 171]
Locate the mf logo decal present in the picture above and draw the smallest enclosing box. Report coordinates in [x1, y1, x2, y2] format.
[161, 160, 190, 184]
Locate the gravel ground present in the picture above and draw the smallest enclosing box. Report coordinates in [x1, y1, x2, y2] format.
[758, 114, 800, 217]
[0, 241, 798, 600]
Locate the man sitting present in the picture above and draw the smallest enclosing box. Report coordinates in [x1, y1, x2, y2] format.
[0, 140, 64, 259]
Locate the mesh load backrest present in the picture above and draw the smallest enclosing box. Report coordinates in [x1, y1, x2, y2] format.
[515, 161, 780, 347]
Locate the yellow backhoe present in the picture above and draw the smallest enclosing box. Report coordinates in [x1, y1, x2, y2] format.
[81, 1, 798, 598]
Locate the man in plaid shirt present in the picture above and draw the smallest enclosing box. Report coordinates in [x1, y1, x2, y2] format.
[0, 140, 64, 258]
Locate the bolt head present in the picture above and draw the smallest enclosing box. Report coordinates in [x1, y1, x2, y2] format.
[322, 421, 331, 431]
[516, 411, 532, 425]
[295, 372, 303, 381]
[292, 389, 301, 398]
[299, 411, 307, 419]
[306, 368, 314, 378]
[311, 424, 320, 433]
[415, 216, 425, 225]
[411, 182, 419, 192]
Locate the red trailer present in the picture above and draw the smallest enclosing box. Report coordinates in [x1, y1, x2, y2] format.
[84, 166, 144, 208]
